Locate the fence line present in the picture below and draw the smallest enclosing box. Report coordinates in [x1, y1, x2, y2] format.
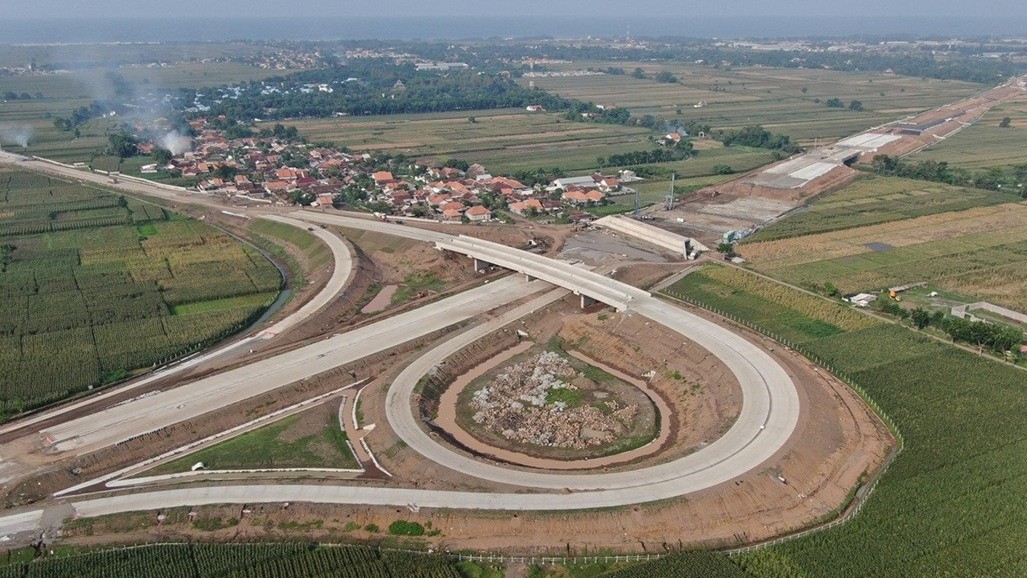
[43, 290, 908, 568]
[659, 289, 906, 554]
[39, 540, 665, 567]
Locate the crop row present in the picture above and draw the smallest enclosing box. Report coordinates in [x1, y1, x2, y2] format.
[0, 215, 134, 237]
[664, 267, 881, 344]
[0, 544, 463, 578]
[650, 264, 1027, 577]
[0, 304, 269, 416]
[0, 167, 281, 418]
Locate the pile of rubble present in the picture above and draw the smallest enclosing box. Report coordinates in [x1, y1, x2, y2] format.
[471, 351, 637, 449]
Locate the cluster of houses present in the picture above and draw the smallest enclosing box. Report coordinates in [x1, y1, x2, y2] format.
[369, 166, 629, 223]
[139, 117, 633, 222]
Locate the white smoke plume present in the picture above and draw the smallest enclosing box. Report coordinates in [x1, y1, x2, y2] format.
[159, 131, 192, 155]
[0, 124, 33, 148]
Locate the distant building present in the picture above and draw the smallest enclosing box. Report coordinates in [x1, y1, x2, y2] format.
[372, 171, 394, 186]
[465, 205, 492, 222]
[552, 176, 599, 189]
[847, 293, 878, 308]
[509, 198, 544, 215]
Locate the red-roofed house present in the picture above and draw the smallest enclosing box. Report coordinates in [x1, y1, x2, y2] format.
[562, 189, 589, 204]
[465, 205, 491, 222]
[509, 198, 543, 215]
[427, 192, 452, 207]
[598, 177, 620, 192]
[440, 200, 466, 213]
[264, 180, 290, 194]
[372, 171, 394, 186]
[439, 167, 464, 179]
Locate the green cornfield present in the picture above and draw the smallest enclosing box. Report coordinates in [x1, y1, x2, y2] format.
[0, 168, 282, 418]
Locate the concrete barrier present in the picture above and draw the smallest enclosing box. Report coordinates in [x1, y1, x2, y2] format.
[595, 215, 709, 257]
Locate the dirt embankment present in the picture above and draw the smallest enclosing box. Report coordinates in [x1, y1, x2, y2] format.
[43, 289, 893, 554]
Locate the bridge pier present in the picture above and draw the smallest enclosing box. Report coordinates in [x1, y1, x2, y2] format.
[523, 273, 536, 282]
[580, 294, 597, 309]
[472, 257, 493, 272]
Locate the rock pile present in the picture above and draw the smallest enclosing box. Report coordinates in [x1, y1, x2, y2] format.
[471, 351, 637, 449]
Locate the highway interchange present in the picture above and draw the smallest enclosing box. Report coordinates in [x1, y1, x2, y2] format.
[0, 150, 800, 538]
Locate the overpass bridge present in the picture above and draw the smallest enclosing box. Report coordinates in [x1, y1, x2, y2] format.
[436, 235, 650, 311]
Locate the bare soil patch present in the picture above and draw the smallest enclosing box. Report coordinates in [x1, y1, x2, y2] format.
[360, 285, 397, 314]
[45, 294, 891, 554]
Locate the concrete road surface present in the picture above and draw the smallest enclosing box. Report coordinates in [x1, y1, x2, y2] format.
[39, 275, 545, 455]
[0, 215, 353, 442]
[252, 214, 354, 339]
[386, 294, 799, 492]
[0, 152, 802, 537]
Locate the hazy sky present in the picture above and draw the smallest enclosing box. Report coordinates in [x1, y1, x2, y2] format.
[8, 0, 1027, 19]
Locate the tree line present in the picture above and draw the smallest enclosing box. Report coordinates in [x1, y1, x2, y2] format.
[597, 147, 693, 168]
[905, 306, 1024, 355]
[867, 155, 1027, 195]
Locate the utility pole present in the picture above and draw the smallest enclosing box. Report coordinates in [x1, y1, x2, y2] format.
[665, 173, 676, 210]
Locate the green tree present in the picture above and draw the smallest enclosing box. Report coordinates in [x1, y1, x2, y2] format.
[825, 98, 845, 108]
[999, 116, 1012, 128]
[151, 147, 173, 166]
[444, 158, 470, 171]
[849, 100, 864, 112]
[717, 242, 735, 256]
[631, 67, 646, 79]
[216, 165, 238, 181]
[655, 71, 679, 83]
[107, 133, 138, 158]
[911, 307, 931, 329]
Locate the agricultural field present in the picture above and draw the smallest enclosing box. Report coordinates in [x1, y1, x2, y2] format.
[912, 93, 1027, 170]
[148, 404, 359, 475]
[0, 543, 462, 578]
[663, 265, 880, 345]
[274, 64, 986, 190]
[528, 63, 982, 143]
[746, 174, 1016, 242]
[597, 551, 751, 578]
[268, 109, 653, 174]
[0, 168, 281, 417]
[656, 264, 1027, 577]
[738, 198, 1027, 312]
